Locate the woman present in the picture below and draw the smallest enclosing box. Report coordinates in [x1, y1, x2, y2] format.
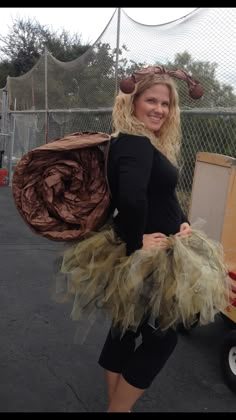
[60, 67, 227, 412]
[99, 70, 189, 412]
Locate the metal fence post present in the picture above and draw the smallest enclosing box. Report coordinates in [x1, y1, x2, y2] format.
[7, 113, 16, 187]
[45, 46, 48, 144]
[0, 89, 11, 185]
[114, 8, 121, 97]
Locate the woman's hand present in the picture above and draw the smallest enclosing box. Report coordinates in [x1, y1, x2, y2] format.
[142, 232, 169, 250]
[175, 222, 192, 238]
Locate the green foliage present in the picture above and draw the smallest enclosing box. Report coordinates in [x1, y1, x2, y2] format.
[156, 51, 236, 108]
[0, 60, 15, 88]
[0, 16, 90, 87]
[0, 15, 146, 107]
[46, 42, 146, 109]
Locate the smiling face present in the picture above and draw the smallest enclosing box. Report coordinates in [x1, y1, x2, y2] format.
[133, 84, 170, 134]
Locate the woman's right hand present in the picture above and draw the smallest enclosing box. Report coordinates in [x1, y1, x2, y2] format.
[142, 233, 169, 251]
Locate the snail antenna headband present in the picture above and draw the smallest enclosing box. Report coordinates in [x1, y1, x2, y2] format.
[119, 65, 203, 100]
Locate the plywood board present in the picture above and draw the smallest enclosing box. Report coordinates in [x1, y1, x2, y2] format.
[189, 161, 230, 241]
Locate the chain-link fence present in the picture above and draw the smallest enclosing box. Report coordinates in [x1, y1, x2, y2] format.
[1, 8, 236, 215]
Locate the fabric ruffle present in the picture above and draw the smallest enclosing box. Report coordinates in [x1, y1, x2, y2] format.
[55, 223, 230, 336]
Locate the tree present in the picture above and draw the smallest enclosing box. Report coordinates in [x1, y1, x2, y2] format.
[0, 60, 15, 88]
[0, 16, 146, 108]
[57, 42, 145, 109]
[156, 51, 236, 109]
[0, 16, 90, 87]
[3, 37, 146, 110]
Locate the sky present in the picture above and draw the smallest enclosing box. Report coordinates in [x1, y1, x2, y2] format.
[0, 8, 197, 44]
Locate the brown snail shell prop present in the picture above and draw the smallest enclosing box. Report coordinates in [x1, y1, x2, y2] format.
[119, 66, 204, 100]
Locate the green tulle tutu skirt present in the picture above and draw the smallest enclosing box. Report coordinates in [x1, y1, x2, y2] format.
[56, 223, 229, 335]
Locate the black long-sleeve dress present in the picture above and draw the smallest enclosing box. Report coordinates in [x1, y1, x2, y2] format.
[107, 133, 188, 255]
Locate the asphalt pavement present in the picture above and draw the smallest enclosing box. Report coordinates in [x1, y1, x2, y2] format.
[0, 186, 236, 412]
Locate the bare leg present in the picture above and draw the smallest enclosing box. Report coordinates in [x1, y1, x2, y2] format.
[107, 374, 145, 412]
[105, 370, 121, 403]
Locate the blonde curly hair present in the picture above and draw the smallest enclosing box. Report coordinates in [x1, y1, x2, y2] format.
[112, 73, 181, 165]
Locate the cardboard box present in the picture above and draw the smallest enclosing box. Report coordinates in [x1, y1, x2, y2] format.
[189, 152, 236, 271]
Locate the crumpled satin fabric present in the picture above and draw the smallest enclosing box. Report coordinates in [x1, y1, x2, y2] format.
[12, 132, 111, 241]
